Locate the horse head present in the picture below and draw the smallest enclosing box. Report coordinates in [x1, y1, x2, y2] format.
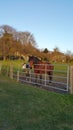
[28, 56, 41, 69]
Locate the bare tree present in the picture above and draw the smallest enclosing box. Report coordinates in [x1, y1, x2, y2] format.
[18, 31, 37, 47]
[0, 25, 16, 34]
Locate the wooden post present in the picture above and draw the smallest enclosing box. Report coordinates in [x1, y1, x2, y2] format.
[45, 64, 46, 86]
[17, 70, 19, 82]
[70, 66, 73, 94]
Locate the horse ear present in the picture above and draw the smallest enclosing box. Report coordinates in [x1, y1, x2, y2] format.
[29, 55, 33, 60]
[28, 55, 31, 61]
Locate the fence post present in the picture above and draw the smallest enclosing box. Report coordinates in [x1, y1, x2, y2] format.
[66, 65, 70, 92]
[70, 66, 73, 94]
[29, 70, 31, 82]
[45, 64, 46, 86]
[17, 70, 19, 82]
[10, 65, 13, 79]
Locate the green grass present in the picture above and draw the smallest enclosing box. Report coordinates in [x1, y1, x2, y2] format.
[0, 76, 73, 130]
[0, 59, 24, 69]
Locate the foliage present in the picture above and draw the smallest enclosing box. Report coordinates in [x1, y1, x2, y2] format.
[0, 25, 73, 63]
[0, 25, 38, 60]
[0, 31, 22, 60]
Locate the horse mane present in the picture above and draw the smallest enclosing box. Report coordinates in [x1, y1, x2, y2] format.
[29, 56, 41, 64]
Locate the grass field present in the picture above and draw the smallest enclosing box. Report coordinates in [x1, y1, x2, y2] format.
[0, 75, 73, 130]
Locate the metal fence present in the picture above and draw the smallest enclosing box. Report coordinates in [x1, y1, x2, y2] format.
[12, 64, 70, 93]
[0, 63, 70, 93]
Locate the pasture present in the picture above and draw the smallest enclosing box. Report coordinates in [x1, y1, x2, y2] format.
[0, 60, 71, 93]
[0, 75, 73, 130]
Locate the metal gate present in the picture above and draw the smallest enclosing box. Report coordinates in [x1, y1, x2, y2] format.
[13, 64, 70, 93]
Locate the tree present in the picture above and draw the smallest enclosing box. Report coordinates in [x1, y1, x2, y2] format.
[0, 31, 13, 60]
[0, 24, 41, 59]
[18, 31, 37, 47]
[52, 47, 63, 62]
[0, 25, 17, 35]
[53, 47, 60, 53]
[0, 31, 23, 60]
[0, 25, 38, 56]
[43, 48, 48, 53]
[65, 50, 72, 63]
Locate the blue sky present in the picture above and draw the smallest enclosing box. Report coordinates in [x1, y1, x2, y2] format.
[0, 0, 73, 53]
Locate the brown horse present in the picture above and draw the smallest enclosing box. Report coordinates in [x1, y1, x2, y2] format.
[28, 56, 54, 83]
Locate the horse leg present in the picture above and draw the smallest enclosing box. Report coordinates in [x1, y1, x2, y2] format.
[40, 74, 42, 84]
[48, 71, 53, 83]
[35, 74, 38, 83]
[26, 69, 30, 81]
